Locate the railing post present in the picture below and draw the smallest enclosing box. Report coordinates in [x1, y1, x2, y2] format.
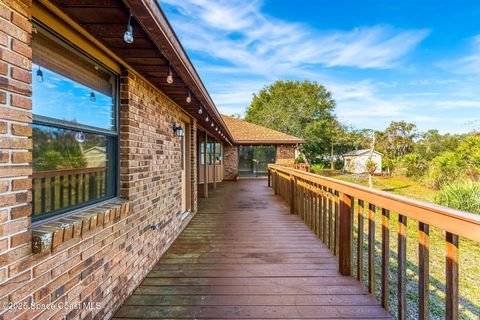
[273, 171, 278, 195]
[338, 192, 352, 276]
[268, 169, 271, 187]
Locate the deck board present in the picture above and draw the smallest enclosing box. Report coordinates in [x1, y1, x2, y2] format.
[113, 180, 392, 319]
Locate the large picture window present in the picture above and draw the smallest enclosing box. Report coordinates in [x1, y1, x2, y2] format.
[32, 23, 118, 221]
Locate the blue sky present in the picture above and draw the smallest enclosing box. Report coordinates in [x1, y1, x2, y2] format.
[160, 0, 480, 134]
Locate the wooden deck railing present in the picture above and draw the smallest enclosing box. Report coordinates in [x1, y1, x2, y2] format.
[32, 167, 107, 217]
[276, 163, 310, 172]
[268, 164, 480, 319]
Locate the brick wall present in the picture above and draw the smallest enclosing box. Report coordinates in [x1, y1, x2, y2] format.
[0, 2, 198, 319]
[223, 144, 238, 180]
[275, 144, 296, 164]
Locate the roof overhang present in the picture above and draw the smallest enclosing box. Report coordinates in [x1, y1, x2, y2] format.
[46, 0, 233, 144]
[234, 140, 306, 145]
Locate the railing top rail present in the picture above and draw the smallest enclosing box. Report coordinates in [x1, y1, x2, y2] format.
[32, 167, 106, 179]
[269, 164, 480, 242]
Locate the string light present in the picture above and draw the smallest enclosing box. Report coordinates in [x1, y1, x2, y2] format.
[186, 90, 192, 103]
[167, 64, 173, 84]
[205, 116, 209, 122]
[36, 67, 44, 83]
[198, 106, 203, 114]
[123, 13, 134, 44]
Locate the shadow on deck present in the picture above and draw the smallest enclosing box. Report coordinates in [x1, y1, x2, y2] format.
[113, 180, 391, 319]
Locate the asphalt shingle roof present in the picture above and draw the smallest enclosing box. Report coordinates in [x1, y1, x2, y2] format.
[222, 115, 305, 144]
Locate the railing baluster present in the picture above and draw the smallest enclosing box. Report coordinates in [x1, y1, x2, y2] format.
[322, 186, 328, 244]
[290, 176, 295, 214]
[446, 232, 459, 320]
[368, 203, 376, 294]
[50, 176, 55, 212]
[335, 190, 340, 256]
[381, 208, 390, 310]
[419, 222, 430, 320]
[59, 175, 64, 209]
[339, 192, 352, 276]
[328, 189, 333, 251]
[75, 173, 80, 205]
[357, 199, 365, 283]
[68, 174, 72, 206]
[40, 177, 46, 214]
[318, 185, 324, 240]
[398, 214, 407, 320]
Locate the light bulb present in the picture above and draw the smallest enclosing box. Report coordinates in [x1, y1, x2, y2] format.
[123, 26, 133, 44]
[167, 64, 174, 84]
[215, 127, 218, 131]
[123, 14, 134, 44]
[90, 91, 96, 102]
[198, 106, 203, 114]
[205, 116, 209, 122]
[186, 91, 192, 103]
[36, 67, 44, 83]
[211, 122, 214, 127]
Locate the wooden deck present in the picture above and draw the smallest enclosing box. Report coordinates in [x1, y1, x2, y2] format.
[113, 180, 391, 319]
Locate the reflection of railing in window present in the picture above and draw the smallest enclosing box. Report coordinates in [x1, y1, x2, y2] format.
[32, 167, 107, 218]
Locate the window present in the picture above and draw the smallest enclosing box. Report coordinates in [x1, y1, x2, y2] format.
[32, 23, 118, 221]
[214, 143, 221, 165]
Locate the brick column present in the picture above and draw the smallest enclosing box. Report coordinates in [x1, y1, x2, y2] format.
[0, 0, 33, 285]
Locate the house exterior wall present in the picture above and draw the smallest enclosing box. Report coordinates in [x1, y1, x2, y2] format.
[223, 144, 238, 180]
[0, 3, 198, 319]
[344, 153, 382, 174]
[275, 144, 296, 164]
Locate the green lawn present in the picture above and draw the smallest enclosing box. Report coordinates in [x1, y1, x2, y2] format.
[330, 173, 480, 319]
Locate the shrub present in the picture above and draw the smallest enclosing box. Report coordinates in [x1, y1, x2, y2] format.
[426, 151, 466, 189]
[365, 159, 377, 175]
[434, 181, 480, 214]
[311, 163, 326, 174]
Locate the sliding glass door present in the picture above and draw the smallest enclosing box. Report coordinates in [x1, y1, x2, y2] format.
[238, 145, 276, 177]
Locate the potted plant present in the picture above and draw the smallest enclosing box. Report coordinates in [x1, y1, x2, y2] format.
[233, 172, 240, 181]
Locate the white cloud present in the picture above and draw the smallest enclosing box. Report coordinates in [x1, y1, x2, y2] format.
[160, 0, 429, 76]
[441, 35, 480, 74]
[434, 100, 480, 109]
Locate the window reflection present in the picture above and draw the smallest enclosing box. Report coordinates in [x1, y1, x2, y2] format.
[32, 125, 115, 217]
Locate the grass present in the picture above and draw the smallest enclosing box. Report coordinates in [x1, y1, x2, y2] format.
[329, 173, 480, 319]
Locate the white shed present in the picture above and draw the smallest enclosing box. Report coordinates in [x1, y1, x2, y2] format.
[343, 149, 383, 174]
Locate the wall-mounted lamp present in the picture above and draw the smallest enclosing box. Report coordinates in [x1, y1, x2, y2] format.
[167, 63, 174, 84]
[123, 13, 134, 44]
[186, 90, 192, 103]
[172, 123, 184, 137]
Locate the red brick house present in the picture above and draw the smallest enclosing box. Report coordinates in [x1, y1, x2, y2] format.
[0, 0, 235, 318]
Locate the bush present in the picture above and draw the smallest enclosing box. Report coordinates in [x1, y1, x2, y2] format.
[402, 154, 428, 178]
[426, 151, 466, 189]
[434, 181, 480, 214]
[310, 163, 326, 174]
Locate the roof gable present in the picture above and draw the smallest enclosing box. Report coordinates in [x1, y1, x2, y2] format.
[222, 115, 305, 144]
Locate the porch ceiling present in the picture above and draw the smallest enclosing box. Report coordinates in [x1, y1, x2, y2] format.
[47, 0, 232, 144]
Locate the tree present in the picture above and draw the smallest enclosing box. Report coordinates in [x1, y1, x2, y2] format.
[245, 80, 336, 161]
[382, 121, 417, 159]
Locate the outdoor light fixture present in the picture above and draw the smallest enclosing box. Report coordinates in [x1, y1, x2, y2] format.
[36, 67, 44, 83]
[90, 91, 96, 102]
[211, 122, 214, 127]
[198, 106, 203, 114]
[186, 90, 192, 103]
[215, 127, 218, 131]
[172, 123, 184, 137]
[123, 13, 134, 44]
[167, 64, 174, 84]
[205, 116, 209, 122]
